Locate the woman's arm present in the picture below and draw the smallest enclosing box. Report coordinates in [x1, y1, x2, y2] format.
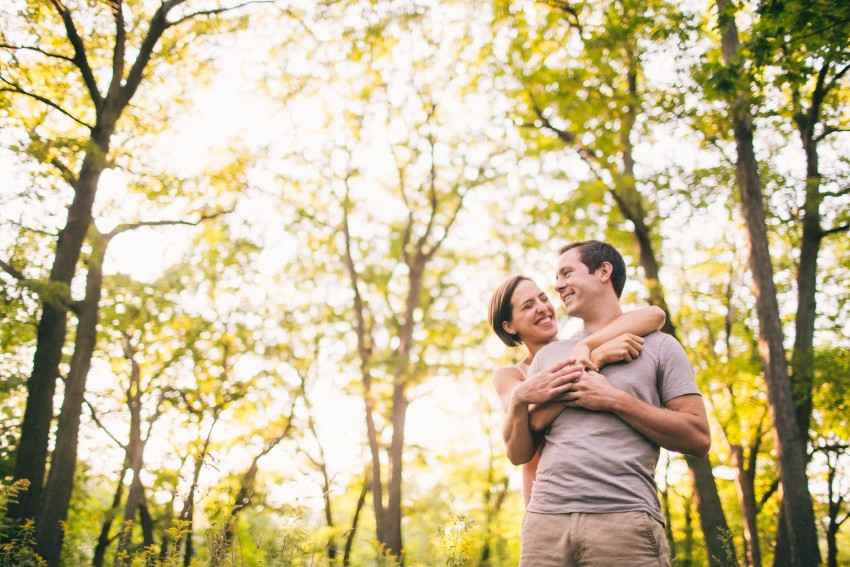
[494, 360, 582, 463]
[494, 367, 538, 465]
[571, 306, 666, 369]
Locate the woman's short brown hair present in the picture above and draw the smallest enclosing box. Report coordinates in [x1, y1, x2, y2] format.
[488, 275, 531, 347]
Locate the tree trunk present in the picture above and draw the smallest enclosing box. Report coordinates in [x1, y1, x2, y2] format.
[8, 0, 188, 534]
[730, 444, 762, 567]
[480, 473, 510, 565]
[716, 2, 821, 563]
[180, 416, 218, 567]
[36, 230, 109, 565]
[9, 160, 105, 529]
[319, 460, 337, 560]
[383, 380, 408, 562]
[682, 454, 736, 567]
[609, 51, 736, 566]
[223, 419, 293, 554]
[115, 334, 147, 565]
[789, 62, 835, 449]
[224, 461, 259, 550]
[138, 499, 154, 553]
[158, 492, 176, 563]
[682, 493, 694, 567]
[92, 462, 128, 567]
[343, 469, 369, 566]
[180, 457, 201, 567]
[615, 161, 736, 567]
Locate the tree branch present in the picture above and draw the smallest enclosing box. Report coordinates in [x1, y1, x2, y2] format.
[528, 93, 605, 179]
[340, 177, 372, 366]
[821, 185, 850, 199]
[417, 103, 439, 256]
[106, 208, 234, 238]
[0, 44, 76, 64]
[0, 80, 92, 129]
[167, 0, 275, 28]
[116, 1, 176, 110]
[84, 397, 126, 449]
[540, 0, 583, 34]
[107, 0, 127, 104]
[758, 477, 780, 510]
[50, 157, 78, 186]
[814, 127, 850, 143]
[49, 0, 103, 108]
[811, 442, 850, 454]
[824, 60, 850, 94]
[0, 258, 25, 281]
[822, 221, 850, 238]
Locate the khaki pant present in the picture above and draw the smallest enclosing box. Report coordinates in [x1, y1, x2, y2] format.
[520, 511, 671, 567]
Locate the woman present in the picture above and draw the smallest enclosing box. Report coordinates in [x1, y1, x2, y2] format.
[488, 275, 666, 505]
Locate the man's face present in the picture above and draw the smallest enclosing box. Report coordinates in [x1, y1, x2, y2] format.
[554, 247, 597, 318]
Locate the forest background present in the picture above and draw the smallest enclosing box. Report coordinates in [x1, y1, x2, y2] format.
[0, 0, 848, 566]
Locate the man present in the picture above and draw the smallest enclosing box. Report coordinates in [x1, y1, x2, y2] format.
[518, 240, 710, 566]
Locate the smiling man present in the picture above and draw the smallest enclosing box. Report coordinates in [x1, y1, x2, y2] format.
[521, 240, 711, 567]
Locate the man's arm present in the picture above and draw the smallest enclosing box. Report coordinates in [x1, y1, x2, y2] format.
[494, 360, 582, 464]
[562, 371, 711, 457]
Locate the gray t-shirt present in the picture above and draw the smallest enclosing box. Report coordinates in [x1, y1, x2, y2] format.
[526, 331, 700, 524]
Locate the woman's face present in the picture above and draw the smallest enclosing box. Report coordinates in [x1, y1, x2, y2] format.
[503, 279, 558, 346]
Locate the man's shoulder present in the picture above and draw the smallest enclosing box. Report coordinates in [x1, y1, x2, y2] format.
[642, 330, 691, 363]
[643, 330, 681, 348]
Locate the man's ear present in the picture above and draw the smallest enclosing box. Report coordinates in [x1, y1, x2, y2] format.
[598, 261, 613, 283]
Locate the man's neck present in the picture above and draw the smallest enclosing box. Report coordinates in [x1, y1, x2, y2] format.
[580, 304, 623, 333]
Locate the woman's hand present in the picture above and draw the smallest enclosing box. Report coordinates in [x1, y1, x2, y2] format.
[589, 333, 644, 368]
[569, 341, 599, 372]
[512, 358, 583, 406]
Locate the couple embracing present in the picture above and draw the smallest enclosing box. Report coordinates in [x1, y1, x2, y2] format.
[488, 240, 711, 567]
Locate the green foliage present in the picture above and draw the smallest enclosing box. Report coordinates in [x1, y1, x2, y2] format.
[437, 513, 476, 567]
[0, 479, 45, 567]
[813, 347, 850, 433]
[1, 0, 849, 565]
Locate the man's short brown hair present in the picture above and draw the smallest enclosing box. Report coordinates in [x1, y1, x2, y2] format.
[559, 240, 627, 298]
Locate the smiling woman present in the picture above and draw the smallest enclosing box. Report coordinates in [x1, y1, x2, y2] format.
[488, 275, 569, 504]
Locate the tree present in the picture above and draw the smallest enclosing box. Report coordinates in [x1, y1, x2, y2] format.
[491, 0, 735, 561]
[0, 1, 270, 556]
[811, 346, 850, 567]
[749, 4, 850, 561]
[709, 0, 821, 563]
[38, 214, 226, 564]
[272, 5, 510, 559]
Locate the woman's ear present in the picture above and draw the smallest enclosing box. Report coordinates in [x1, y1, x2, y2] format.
[502, 320, 517, 336]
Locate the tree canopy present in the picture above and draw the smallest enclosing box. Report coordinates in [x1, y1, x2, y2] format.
[1, 0, 848, 565]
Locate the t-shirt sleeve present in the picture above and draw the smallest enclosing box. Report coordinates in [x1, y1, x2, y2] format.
[529, 348, 544, 376]
[657, 334, 702, 403]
